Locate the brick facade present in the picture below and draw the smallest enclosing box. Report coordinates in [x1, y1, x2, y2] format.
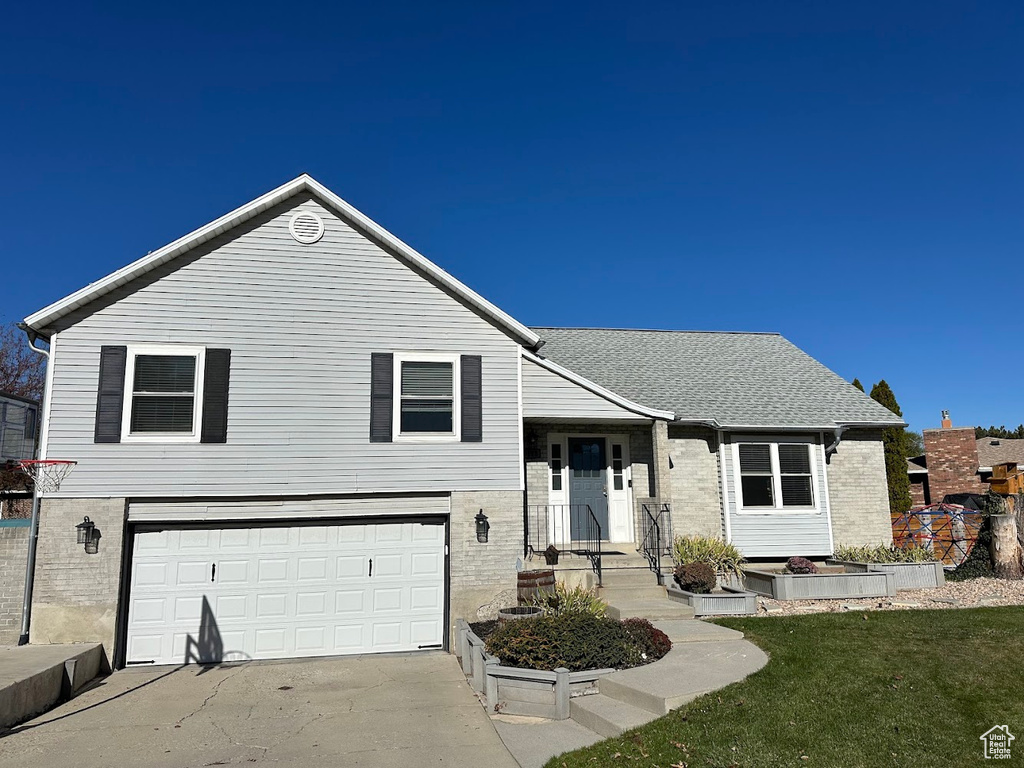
[0, 524, 29, 645]
[448, 490, 523, 628]
[31, 498, 126, 660]
[922, 426, 985, 502]
[827, 430, 894, 547]
[667, 425, 723, 539]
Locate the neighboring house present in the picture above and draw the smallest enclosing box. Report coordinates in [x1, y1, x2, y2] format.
[0, 391, 38, 463]
[0, 391, 38, 520]
[18, 175, 902, 668]
[907, 410, 1024, 506]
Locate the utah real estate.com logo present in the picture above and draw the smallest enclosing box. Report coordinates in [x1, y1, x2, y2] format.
[980, 725, 1015, 759]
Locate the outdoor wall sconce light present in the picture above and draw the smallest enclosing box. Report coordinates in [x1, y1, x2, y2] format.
[475, 510, 490, 543]
[76, 517, 94, 545]
[76, 517, 100, 554]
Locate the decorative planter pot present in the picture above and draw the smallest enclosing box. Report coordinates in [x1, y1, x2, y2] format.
[667, 583, 757, 616]
[741, 567, 897, 600]
[826, 560, 945, 590]
[498, 606, 545, 622]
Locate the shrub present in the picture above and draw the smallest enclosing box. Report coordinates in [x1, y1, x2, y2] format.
[786, 556, 818, 574]
[672, 535, 745, 577]
[529, 582, 607, 617]
[621, 618, 672, 666]
[485, 613, 673, 672]
[485, 614, 630, 671]
[947, 518, 993, 582]
[833, 544, 935, 564]
[673, 562, 717, 593]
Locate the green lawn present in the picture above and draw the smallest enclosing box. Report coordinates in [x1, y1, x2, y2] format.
[547, 607, 1024, 768]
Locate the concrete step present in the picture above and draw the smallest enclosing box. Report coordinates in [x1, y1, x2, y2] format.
[569, 693, 656, 738]
[598, 640, 768, 715]
[604, 599, 695, 621]
[599, 585, 667, 602]
[0, 644, 106, 729]
[598, 568, 661, 588]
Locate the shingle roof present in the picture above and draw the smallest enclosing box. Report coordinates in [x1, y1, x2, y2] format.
[977, 438, 1024, 468]
[532, 327, 904, 429]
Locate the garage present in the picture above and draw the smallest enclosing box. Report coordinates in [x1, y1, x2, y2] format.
[124, 519, 447, 666]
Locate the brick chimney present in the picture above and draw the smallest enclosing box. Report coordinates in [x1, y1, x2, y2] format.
[922, 410, 984, 502]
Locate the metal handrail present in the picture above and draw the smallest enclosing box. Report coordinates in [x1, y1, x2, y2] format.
[524, 504, 603, 585]
[638, 502, 671, 585]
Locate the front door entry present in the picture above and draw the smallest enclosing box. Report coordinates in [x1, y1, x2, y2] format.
[568, 437, 609, 541]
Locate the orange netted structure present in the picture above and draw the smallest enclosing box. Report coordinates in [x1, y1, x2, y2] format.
[891, 503, 983, 565]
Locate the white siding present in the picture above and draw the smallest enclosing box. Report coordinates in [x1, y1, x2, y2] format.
[722, 434, 833, 557]
[521, 358, 640, 420]
[45, 194, 522, 497]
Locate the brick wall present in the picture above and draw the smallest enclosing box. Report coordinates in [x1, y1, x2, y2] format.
[449, 490, 523, 627]
[31, 498, 125, 660]
[827, 430, 893, 547]
[922, 426, 984, 502]
[667, 425, 723, 539]
[0, 524, 29, 644]
[909, 475, 930, 507]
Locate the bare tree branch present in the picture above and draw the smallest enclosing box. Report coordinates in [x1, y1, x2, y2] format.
[0, 323, 46, 401]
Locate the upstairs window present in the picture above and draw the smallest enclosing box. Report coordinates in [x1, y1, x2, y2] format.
[122, 345, 205, 441]
[736, 440, 816, 510]
[394, 354, 460, 439]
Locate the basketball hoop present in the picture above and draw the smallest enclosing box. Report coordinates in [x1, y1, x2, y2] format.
[17, 460, 78, 494]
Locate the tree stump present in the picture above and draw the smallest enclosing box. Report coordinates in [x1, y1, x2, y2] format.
[990, 514, 1024, 580]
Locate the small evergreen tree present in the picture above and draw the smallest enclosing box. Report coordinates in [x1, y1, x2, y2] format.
[870, 380, 913, 515]
[852, 378, 865, 392]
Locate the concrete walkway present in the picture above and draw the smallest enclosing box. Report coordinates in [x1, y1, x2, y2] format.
[492, 621, 768, 767]
[0, 652, 518, 768]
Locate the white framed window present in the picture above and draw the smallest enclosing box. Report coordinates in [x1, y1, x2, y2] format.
[121, 344, 205, 443]
[734, 439, 817, 511]
[393, 352, 460, 441]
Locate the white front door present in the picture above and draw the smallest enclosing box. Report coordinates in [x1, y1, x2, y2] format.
[125, 520, 446, 666]
[548, 434, 634, 544]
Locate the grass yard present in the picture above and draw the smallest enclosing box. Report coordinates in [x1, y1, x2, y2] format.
[547, 607, 1024, 768]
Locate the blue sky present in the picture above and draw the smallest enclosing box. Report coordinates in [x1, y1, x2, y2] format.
[2, 2, 1021, 433]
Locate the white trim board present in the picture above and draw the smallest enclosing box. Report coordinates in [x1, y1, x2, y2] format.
[24, 175, 542, 348]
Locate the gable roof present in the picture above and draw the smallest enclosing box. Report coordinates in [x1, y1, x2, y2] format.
[23, 175, 542, 348]
[532, 327, 905, 429]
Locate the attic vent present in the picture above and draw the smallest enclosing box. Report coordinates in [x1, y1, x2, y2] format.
[288, 211, 325, 244]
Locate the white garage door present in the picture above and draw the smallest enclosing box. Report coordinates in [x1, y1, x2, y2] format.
[125, 520, 446, 665]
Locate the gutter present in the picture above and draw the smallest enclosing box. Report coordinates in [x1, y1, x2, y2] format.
[14, 323, 49, 646]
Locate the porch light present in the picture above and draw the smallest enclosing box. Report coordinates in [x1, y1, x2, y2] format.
[84, 528, 101, 555]
[475, 510, 490, 543]
[76, 517, 94, 545]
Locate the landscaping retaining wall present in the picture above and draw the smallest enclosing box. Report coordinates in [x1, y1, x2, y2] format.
[666, 583, 757, 616]
[827, 560, 945, 590]
[455, 619, 614, 719]
[743, 568, 896, 600]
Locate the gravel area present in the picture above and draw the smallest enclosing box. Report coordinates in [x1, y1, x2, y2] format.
[751, 577, 1024, 616]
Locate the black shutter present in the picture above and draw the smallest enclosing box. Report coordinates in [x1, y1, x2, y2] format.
[370, 353, 393, 442]
[461, 354, 482, 442]
[200, 349, 231, 443]
[94, 346, 127, 443]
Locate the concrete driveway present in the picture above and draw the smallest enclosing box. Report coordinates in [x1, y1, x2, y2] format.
[0, 652, 519, 768]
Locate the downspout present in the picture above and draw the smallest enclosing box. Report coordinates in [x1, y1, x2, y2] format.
[825, 425, 848, 459]
[15, 323, 49, 646]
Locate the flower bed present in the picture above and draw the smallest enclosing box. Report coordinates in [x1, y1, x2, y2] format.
[456, 619, 615, 719]
[455, 612, 672, 719]
[666, 582, 757, 616]
[742, 567, 897, 600]
[827, 560, 945, 590]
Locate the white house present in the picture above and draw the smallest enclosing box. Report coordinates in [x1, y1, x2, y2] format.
[17, 175, 903, 668]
